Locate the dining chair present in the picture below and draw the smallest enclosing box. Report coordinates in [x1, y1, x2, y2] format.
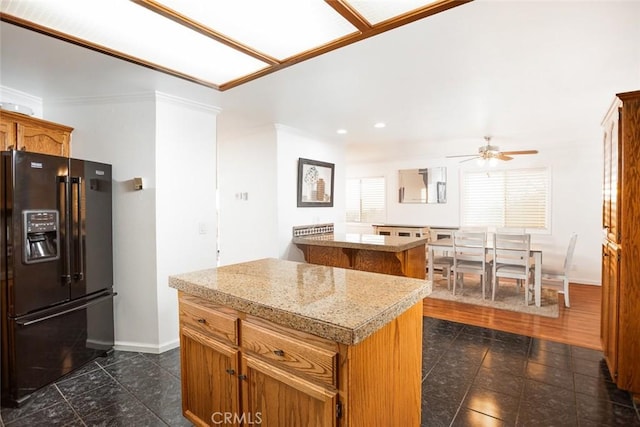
[431, 254, 454, 290]
[541, 233, 578, 308]
[452, 231, 489, 298]
[492, 233, 534, 304]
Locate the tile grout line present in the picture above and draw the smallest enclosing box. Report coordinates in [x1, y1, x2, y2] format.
[447, 326, 494, 426]
[513, 337, 533, 426]
[53, 383, 87, 427]
[97, 353, 172, 426]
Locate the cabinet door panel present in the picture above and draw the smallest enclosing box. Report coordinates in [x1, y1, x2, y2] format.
[601, 244, 619, 379]
[180, 327, 240, 427]
[0, 118, 15, 150]
[17, 122, 70, 156]
[602, 106, 621, 243]
[241, 353, 337, 427]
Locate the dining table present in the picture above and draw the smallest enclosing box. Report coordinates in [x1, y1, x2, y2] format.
[427, 237, 544, 307]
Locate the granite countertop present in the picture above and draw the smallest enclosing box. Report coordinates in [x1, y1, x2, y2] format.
[169, 258, 431, 346]
[292, 232, 429, 252]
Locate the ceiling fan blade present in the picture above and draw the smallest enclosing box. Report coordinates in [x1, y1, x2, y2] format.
[500, 150, 538, 155]
[446, 154, 477, 158]
[459, 156, 480, 163]
[495, 153, 514, 161]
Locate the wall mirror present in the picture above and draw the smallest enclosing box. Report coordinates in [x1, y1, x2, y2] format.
[398, 167, 447, 204]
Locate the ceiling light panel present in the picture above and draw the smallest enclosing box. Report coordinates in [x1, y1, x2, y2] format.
[347, 0, 442, 25]
[154, 0, 359, 60]
[0, 0, 270, 85]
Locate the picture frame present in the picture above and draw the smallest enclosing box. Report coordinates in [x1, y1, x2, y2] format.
[297, 158, 335, 207]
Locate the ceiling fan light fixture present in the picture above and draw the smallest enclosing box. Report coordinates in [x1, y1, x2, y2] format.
[446, 136, 538, 164]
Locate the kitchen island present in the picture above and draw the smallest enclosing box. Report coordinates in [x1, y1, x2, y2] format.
[293, 232, 429, 279]
[169, 258, 430, 426]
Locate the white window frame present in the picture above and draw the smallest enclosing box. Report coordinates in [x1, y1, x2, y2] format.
[345, 176, 386, 224]
[460, 167, 551, 233]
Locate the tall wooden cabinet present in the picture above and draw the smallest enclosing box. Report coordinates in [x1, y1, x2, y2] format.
[0, 110, 72, 156]
[601, 90, 640, 403]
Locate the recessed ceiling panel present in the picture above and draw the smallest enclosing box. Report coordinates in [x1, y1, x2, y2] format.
[348, 0, 443, 25]
[155, 0, 359, 60]
[0, 0, 470, 90]
[0, 0, 270, 85]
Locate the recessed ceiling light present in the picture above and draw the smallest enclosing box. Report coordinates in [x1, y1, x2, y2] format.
[337, 129, 348, 134]
[374, 122, 386, 128]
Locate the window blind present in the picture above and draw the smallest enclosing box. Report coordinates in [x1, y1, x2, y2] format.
[461, 168, 549, 229]
[346, 177, 385, 223]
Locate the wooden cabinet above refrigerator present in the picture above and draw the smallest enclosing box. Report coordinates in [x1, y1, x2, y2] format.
[0, 110, 72, 157]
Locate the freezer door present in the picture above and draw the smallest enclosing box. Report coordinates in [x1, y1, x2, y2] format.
[69, 159, 112, 299]
[2, 291, 115, 406]
[4, 151, 70, 316]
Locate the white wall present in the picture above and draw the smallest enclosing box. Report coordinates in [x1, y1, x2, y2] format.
[218, 123, 345, 264]
[217, 125, 279, 266]
[346, 137, 602, 285]
[47, 94, 160, 350]
[155, 93, 219, 350]
[46, 91, 219, 353]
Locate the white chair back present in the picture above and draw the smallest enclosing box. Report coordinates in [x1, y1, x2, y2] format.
[453, 231, 487, 263]
[563, 233, 578, 273]
[493, 233, 531, 268]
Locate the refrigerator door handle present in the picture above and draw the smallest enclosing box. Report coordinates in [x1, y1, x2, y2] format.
[58, 175, 72, 285]
[71, 176, 84, 281]
[15, 292, 117, 327]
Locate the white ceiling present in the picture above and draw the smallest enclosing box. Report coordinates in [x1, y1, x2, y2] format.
[1, 1, 639, 163]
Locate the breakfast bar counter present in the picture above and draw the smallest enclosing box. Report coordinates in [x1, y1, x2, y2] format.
[169, 258, 429, 426]
[292, 233, 429, 279]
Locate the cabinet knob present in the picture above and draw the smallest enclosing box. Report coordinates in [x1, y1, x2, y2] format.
[226, 369, 235, 375]
[238, 374, 247, 380]
[197, 318, 206, 324]
[273, 349, 285, 357]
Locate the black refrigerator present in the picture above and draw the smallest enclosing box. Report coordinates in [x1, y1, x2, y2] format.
[1, 150, 115, 407]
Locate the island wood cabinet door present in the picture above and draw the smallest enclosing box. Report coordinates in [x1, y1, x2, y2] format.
[0, 110, 72, 156]
[240, 353, 337, 427]
[180, 328, 240, 426]
[239, 318, 339, 426]
[179, 295, 241, 426]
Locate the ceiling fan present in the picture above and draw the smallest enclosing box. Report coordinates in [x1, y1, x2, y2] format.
[447, 137, 538, 163]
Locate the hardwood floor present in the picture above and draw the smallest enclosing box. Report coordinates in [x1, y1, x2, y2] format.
[423, 283, 602, 351]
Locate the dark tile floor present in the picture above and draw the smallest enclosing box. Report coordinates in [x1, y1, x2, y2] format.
[421, 317, 640, 426]
[1, 317, 639, 426]
[1, 349, 189, 427]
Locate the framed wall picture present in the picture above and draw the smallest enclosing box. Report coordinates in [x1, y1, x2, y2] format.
[297, 158, 335, 207]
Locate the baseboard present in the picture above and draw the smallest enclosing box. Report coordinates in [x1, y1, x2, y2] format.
[114, 338, 180, 354]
